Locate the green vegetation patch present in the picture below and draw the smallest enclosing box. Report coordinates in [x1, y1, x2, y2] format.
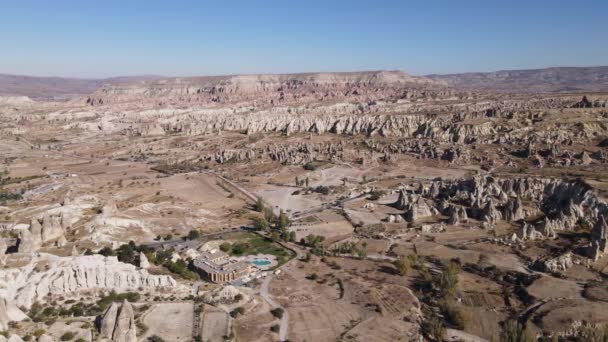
[225, 232, 294, 267]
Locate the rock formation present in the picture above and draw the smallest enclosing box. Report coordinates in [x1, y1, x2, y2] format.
[139, 251, 150, 269]
[0, 297, 27, 331]
[0, 335, 24, 342]
[16, 213, 68, 253]
[0, 255, 178, 308]
[534, 253, 574, 273]
[0, 239, 7, 265]
[404, 196, 433, 222]
[99, 300, 137, 342]
[590, 216, 608, 260]
[37, 335, 54, 342]
[447, 205, 468, 225]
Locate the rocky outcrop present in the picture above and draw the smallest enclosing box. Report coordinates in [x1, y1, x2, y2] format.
[404, 196, 434, 222]
[0, 335, 24, 342]
[87, 71, 450, 107]
[16, 213, 68, 252]
[0, 239, 7, 265]
[0, 297, 27, 331]
[17, 229, 37, 253]
[37, 335, 54, 342]
[139, 252, 150, 269]
[396, 176, 608, 260]
[481, 199, 502, 224]
[502, 196, 524, 222]
[517, 222, 545, 241]
[447, 205, 468, 225]
[394, 190, 409, 210]
[0, 255, 178, 309]
[534, 253, 574, 273]
[99, 300, 137, 342]
[589, 216, 607, 260]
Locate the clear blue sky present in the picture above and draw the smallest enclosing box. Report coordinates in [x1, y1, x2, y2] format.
[1, 0, 607, 78]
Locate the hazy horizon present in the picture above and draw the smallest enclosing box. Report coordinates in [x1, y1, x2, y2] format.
[2, 64, 608, 81]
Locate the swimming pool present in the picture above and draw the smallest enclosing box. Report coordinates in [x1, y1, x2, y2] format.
[251, 259, 271, 266]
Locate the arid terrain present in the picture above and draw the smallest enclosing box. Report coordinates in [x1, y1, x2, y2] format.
[1, 68, 607, 342]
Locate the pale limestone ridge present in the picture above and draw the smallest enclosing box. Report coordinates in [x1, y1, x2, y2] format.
[0, 254, 178, 309]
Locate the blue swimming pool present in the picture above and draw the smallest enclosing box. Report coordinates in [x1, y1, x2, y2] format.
[251, 259, 271, 266]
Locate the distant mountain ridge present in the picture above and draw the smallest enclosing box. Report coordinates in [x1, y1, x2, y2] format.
[426, 66, 608, 93]
[2, 66, 608, 99]
[0, 74, 161, 99]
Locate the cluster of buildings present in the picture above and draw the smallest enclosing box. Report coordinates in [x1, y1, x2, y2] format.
[192, 249, 252, 283]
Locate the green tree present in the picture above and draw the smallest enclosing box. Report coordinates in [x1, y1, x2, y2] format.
[219, 242, 232, 253]
[270, 307, 284, 319]
[186, 230, 201, 240]
[252, 216, 269, 231]
[254, 197, 265, 212]
[278, 210, 290, 229]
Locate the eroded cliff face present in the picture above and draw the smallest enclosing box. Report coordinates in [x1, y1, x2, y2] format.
[85, 71, 452, 106]
[0, 255, 177, 309]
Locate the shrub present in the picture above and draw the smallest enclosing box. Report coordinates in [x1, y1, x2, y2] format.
[219, 242, 232, 253]
[230, 307, 245, 318]
[33, 329, 46, 338]
[440, 300, 470, 330]
[270, 324, 280, 333]
[312, 185, 330, 195]
[368, 190, 386, 201]
[60, 332, 76, 341]
[251, 216, 269, 231]
[501, 320, 535, 342]
[307, 273, 318, 280]
[435, 261, 460, 297]
[424, 316, 445, 341]
[303, 162, 317, 171]
[148, 336, 166, 342]
[186, 230, 201, 240]
[254, 197, 265, 212]
[270, 307, 284, 319]
[393, 256, 411, 276]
